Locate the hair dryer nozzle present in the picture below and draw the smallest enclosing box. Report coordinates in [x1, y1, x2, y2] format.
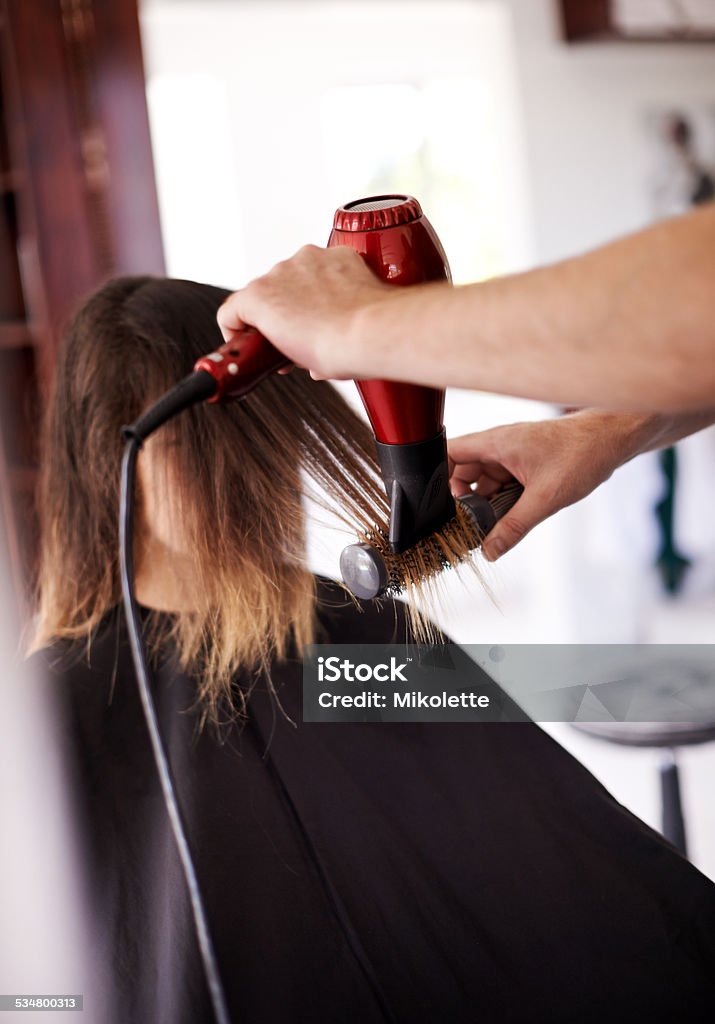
[376, 430, 455, 554]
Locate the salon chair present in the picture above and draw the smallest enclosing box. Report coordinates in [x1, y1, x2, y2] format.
[570, 655, 715, 857]
[572, 717, 715, 858]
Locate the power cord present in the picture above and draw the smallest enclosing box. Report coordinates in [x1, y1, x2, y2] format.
[118, 370, 230, 1024]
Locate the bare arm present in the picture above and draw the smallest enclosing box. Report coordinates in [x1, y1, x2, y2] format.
[359, 204, 715, 412]
[218, 204, 715, 413]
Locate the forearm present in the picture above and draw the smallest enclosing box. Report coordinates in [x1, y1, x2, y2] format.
[565, 406, 715, 472]
[356, 205, 715, 412]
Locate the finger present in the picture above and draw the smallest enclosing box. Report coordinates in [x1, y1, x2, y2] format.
[480, 486, 550, 562]
[448, 430, 503, 465]
[453, 458, 513, 482]
[217, 294, 245, 341]
[450, 459, 513, 495]
[473, 472, 504, 498]
[450, 464, 486, 497]
[449, 460, 486, 487]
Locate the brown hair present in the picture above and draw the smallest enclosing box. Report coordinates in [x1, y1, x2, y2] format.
[31, 276, 481, 719]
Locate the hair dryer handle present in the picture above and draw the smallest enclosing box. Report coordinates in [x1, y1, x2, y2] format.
[194, 327, 291, 403]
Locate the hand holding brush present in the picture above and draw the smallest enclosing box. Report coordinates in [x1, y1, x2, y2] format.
[448, 406, 715, 561]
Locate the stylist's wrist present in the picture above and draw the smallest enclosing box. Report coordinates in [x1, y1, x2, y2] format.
[583, 409, 669, 469]
[337, 290, 403, 381]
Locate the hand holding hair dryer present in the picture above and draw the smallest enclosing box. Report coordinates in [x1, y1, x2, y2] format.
[123, 195, 521, 600]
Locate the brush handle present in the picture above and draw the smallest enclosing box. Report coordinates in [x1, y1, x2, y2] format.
[458, 480, 524, 537]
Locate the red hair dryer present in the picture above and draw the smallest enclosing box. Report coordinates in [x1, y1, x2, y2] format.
[125, 194, 518, 604]
[328, 195, 455, 555]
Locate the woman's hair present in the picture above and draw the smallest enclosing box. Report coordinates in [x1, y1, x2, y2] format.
[31, 276, 481, 720]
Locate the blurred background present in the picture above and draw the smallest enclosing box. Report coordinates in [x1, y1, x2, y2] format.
[1, 0, 714, 914]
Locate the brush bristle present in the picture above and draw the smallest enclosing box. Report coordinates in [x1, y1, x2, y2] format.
[355, 502, 490, 644]
[358, 501, 485, 596]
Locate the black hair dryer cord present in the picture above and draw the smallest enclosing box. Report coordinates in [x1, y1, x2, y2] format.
[119, 436, 231, 1024]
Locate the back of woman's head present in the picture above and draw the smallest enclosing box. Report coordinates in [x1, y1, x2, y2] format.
[33, 275, 389, 718]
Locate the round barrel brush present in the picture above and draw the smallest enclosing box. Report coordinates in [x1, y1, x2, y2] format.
[340, 479, 524, 600]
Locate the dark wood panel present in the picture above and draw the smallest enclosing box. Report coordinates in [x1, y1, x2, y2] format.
[560, 0, 611, 42]
[3, 0, 99, 350]
[91, 0, 165, 275]
[0, 0, 165, 608]
[0, 168, 22, 193]
[559, 0, 715, 42]
[0, 190, 25, 318]
[0, 66, 10, 174]
[2, 473, 39, 613]
[0, 322, 34, 348]
[0, 345, 38, 466]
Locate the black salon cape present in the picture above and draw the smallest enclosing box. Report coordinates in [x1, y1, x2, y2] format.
[34, 580, 715, 1024]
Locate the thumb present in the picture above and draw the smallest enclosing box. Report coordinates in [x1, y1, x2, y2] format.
[480, 486, 549, 562]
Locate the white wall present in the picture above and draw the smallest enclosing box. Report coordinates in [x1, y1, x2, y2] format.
[141, 0, 532, 284]
[507, 0, 715, 261]
[504, 0, 715, 881]
[501, 3, 715, 649]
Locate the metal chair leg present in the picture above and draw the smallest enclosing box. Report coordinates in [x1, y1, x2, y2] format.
[659, 749, 687, 857]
